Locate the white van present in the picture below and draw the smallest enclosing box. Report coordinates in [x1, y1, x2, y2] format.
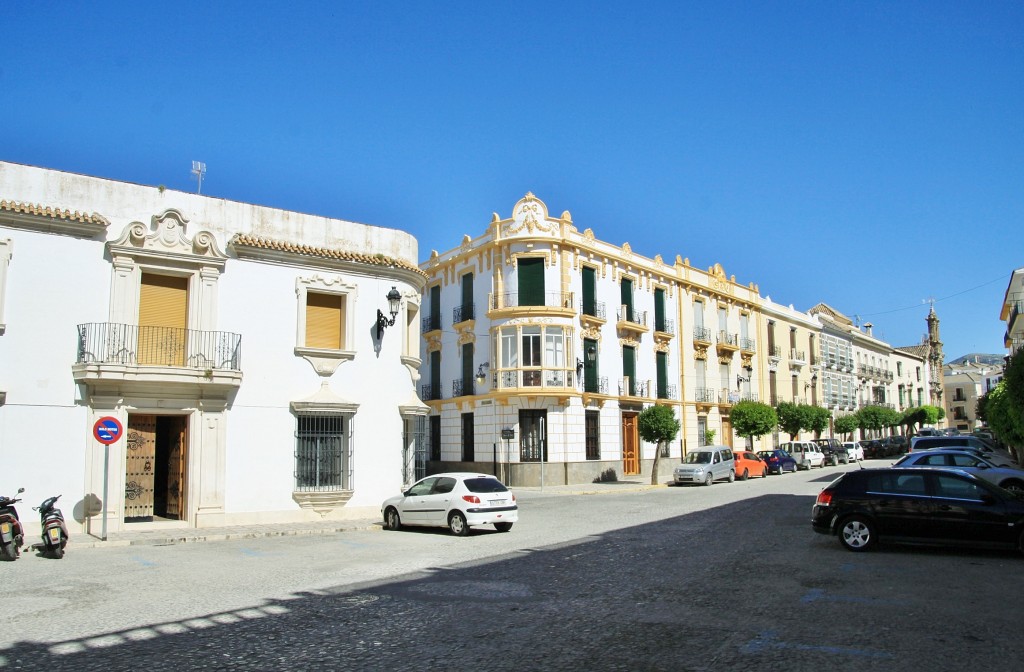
[674, 446, 736, 486]
[780, 441, 825, 470]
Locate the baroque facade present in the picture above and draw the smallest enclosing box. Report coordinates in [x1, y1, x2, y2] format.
[0, 162, 427, 537]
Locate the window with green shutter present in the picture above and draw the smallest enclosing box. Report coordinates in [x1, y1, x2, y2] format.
[654, 287, 665, 332]
[582, 266, 596, 316]
[621, 278, 633, 321]
[657, 351, 668, 398]
[518, 257, 545, 306]
[623, 345, 636, 396]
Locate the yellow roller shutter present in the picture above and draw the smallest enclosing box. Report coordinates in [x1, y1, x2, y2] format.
[306, 292, 344, 349]
[139, 273, 188, 365]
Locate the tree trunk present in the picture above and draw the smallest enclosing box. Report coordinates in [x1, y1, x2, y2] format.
[651, 441, 663, 485]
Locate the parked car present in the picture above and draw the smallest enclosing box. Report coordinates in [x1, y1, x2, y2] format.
[909, 436, 1016, 466]
[916, 428, 943, 437]
[781, 441, 825, 470]
[381, 472, 518, 536]
[733, 450, 768, 480]
[814, 438, 849, 466]
[883, 435, 908, 455]
[892, 451, 1024, 492]
[674, 446, 735, 486]
[812, 467, 1024, 553]
[758, 449, 798, 474]
[859, 440, 884, 459]
[843, 441, 864, 461]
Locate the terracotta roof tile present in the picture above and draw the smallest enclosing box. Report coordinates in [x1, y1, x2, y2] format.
[0, 199, 108, 226]
[230, 233, 426, 277]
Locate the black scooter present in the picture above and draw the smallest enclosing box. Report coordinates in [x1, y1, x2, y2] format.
[34, 495, 69, 559]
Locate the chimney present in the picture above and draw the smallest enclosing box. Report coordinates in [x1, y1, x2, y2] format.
[864, 322, 873, 337]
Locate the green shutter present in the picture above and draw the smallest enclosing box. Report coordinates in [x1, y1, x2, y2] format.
[582, 266, 596, 316]
[462, 343, 474, 394]
[461, 273, 474, 320]
[657, 351, 668, 398]
[654, 288, 665, 331]
[623, 346, 636, 395]
[584, 338, 598, 392]
[518, 258, 545, 306]
[430, 351, 441, 399]
[621, 278, 633, 321]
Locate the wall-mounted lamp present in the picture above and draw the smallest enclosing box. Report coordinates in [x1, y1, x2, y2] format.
[577, 344, 598, 380]
[737, 374, 750, 390]
[376, 286, 402, 340]
[805, 373, 818, 391]
[475, 362, 490, 385]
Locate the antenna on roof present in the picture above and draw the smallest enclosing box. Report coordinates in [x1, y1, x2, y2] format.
[191, 161, 206, 194]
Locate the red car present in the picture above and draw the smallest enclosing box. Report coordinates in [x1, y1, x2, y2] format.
[734, 450, 768, 480]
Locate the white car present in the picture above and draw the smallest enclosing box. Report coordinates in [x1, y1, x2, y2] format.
[381, 472, 518, 536]
[781, 441, 825, 470]
[843, 441, 864, 461]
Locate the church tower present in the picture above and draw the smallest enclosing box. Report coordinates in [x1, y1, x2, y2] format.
[926, 306, 944, 406]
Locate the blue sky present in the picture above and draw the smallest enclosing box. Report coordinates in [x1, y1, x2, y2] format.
[3, 2, 1021, 360]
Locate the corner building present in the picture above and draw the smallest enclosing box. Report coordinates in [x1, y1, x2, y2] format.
[0, 162, 427, 536]
[420, 194, 764, 486]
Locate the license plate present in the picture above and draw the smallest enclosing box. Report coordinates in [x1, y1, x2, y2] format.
[0, 522, 9, 534]
[489, 499, 507, 506]
[47, 528, 61, 542]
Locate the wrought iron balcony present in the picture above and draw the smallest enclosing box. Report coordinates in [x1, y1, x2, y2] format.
[421, 383, 442, 401]
[739, 336, 756, 352]
[489, 368, 576, 391]
[421, 314, 441, 334]
[740, 392, 759, 402]
[656, 384, 677, 400]
[452, 377, 475, 397]
[719, 331, 738, 347]
[583, 376, 609, 395]
[789, 349, 806, 363]
[490, 291, 574, 310]
[694, 387, 717, 403]
[452, 303, 475, 324]
[693, 326, 713, 343]
[769, 345, 782, 359]
[582, 301, 607, 320]
[76, 323, 241, 370]
[619, 378, 649, 398]
[655, 318, 675, 335]
[616, 307, 648, 328]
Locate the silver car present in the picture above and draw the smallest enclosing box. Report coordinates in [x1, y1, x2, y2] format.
[893, 450, 1024, 492]
[674, 446, 735, 486]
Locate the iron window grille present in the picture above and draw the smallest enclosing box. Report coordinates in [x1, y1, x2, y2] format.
[294, 412, 350, 491]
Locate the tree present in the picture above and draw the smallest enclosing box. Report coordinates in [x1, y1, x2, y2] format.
[776, 402, 805, 440]
[730, 401, 778, 450]
[834, 413, 859, 439]
[857, 405, 889, 437]
[637, 404, 680, 485]
[806, 406, 832, 437]
[984, 381, 1024, 461]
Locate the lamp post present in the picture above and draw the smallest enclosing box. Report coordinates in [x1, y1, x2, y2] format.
[376, 286, 402, 340]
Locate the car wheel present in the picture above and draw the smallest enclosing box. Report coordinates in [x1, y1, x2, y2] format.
[740, 468, 749, 481]
[448, 511, 470, 536]
[761, 467, 768, 478]
[1001, 479, 1024, 493]
[494, 522, 513, 532]
[383, 507, 402, 531]
[728, 470, 735, 483]
[704, 472, 714, 486]
[838, 515, 875, 552]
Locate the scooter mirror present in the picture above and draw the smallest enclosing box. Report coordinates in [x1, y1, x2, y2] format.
[17, 488, 24, 494]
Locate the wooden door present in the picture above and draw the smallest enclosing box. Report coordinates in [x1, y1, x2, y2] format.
[622, 412, 639, 475]
[125, 415, 156, 521]
[164, 416, 187, 520]
[722, 417, 734, 448]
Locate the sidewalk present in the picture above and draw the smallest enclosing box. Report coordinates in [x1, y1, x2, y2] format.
[67, 479, 664, 549]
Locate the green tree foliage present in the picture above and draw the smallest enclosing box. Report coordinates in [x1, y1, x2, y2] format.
[983, 382, 1024, 457]
[857, 405, 890, 434]
[730, 401, 778, 449]
[834, 413, 859, 439]
[806, 406, 832, 436]
[776, 401, 804, 439]
[638, 404, 681, 485]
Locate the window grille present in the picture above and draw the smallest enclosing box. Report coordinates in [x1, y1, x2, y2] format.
[294, 412, 350, 491]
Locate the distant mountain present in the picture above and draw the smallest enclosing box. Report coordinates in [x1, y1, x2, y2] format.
[947, 353, 1005, 366]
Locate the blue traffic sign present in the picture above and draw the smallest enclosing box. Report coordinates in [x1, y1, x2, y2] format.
[93, 416, 123, 445]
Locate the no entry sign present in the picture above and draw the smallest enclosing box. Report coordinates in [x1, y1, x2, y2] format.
[93, 416, 123, 445]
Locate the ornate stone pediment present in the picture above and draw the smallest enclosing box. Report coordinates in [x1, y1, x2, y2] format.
[503, 193, 557, 237]
[109, 209, 227, 267]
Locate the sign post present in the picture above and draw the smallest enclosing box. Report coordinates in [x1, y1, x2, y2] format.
[93, 416, 123, 541]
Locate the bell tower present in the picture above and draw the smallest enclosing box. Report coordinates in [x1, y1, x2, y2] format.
[926, 305, 944, 406]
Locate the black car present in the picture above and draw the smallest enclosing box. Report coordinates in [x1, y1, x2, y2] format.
[859, 440, 884, 459]
[813, 438, 849, 466]
[812, 467, 1024, 553]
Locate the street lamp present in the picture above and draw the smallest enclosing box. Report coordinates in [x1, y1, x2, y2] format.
[376, 286, 402, 340]
[475, 363, 490, 385]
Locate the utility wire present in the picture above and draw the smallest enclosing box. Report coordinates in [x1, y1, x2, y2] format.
[856, 273, 1011, 318]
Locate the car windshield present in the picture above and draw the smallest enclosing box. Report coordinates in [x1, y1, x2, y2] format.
[685, 451, 712, 464]
[462, 477, 509, 494]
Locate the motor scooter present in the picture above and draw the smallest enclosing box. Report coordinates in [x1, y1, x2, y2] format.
[0, 487, 25, 561]
[34, 495, 69, 559]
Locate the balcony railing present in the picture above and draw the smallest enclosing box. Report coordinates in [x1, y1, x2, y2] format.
[718, 331, 738, 347]
[453, 303, 475, 324]
[76, 323, 241, 370]
[490, 291, 574, 310]
[582, 301, 607, 320]
[740, 392, 759, 402]
[583, 376, 609, 395]
[694, 387, 717, 403]
[739, 336, 756, 352]
[452, 377, 475, 397]
[421, 314, 441, 334]
[769, 345, 782, 358]
[619, 378, 649, 398]
[655, 318, 675, 335]
[694, 326, 713, 342]
[656, 384, 677, 400]
[490, 369, 576, 390]
[789, 349, 806, 362]
[421, 383, 442, 401]
[617, 307, 648, 327]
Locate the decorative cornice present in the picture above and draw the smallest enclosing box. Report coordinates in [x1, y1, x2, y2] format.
[231, 233, 427, 281]
[0, 199, 109, 238]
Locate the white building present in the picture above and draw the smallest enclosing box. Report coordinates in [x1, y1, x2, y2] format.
[1002, 267, 1024, 356]
[0, 162, 426, 538]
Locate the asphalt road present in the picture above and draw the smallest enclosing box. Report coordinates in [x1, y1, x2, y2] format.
[3, 462, 1023, 671]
